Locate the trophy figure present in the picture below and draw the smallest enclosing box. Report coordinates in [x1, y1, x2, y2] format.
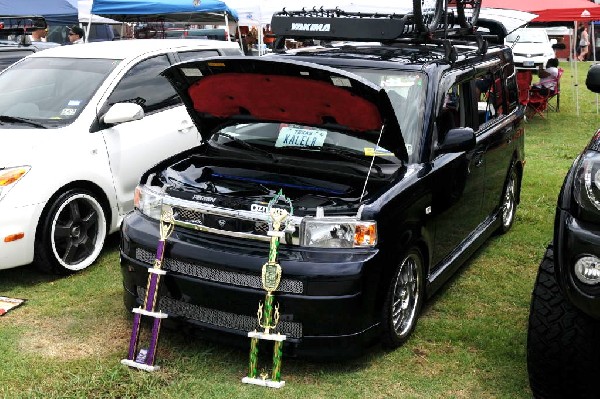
[242, 190, 293, 388]
[121, 205, 174, 372]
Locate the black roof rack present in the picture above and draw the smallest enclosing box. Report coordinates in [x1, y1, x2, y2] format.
[271, 7, 490, 63]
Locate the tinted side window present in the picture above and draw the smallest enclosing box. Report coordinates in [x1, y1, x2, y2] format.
[177, 50, 220, 62]
[107, 54, 180, 114]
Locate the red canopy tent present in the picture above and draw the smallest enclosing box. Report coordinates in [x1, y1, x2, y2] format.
[482, 0, 600, 22]
[482, 0, 600, 115]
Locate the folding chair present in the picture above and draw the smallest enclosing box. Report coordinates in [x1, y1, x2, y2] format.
[526, 68, 564, 119]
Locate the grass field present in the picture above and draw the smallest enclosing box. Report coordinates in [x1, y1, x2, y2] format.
[1, 61, 598, 399]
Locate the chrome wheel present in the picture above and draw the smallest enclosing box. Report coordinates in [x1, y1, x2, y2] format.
[392, 251, 422, 337]
[501, 170, 517, 231]
[382, 247, 424, 348]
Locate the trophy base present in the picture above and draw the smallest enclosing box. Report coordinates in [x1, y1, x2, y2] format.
[121, 359, 160, 372]
[242, 377, 285, 388]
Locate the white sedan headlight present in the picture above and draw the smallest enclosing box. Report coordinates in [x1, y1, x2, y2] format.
[300, 217, 377, 248]
[134, 185, 164, 220]
[0, 166, 30, 201]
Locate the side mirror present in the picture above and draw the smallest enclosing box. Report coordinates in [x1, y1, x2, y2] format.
[103, 103, 144, 125]
[586, 64, 600, 93]
[437, 128, 476, 154]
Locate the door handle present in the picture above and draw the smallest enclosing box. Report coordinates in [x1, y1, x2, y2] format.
[178, 120, 194, 133]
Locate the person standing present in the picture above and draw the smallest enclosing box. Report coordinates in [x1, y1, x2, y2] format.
[68, 26, 85, 44]
[30, 19, 48, 42]
[578, 25, 589, 61]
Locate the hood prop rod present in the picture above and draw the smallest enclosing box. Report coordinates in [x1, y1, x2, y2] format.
[359, 123, 385, 203]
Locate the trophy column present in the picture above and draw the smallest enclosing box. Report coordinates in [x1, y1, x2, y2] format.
[242, 191, 292, 388]
[121, 205, 174, 372]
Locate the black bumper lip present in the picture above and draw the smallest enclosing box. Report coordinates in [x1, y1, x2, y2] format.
[556, 209, 600, 318]
[120, 212, 383, 357]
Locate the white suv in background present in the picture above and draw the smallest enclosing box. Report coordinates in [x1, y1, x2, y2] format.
[505, 27, 557, 70]
[0, 39, 243, 274]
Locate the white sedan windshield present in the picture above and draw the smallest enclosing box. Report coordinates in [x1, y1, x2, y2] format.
[0, 57, 119, 126]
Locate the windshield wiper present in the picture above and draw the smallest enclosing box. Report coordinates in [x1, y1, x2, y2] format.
[278, 145, 385, 177]
[0, 115, 47, 129]
[213, 132, 277, 162]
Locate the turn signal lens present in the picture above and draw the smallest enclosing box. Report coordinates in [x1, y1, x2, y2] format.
[4, 233, 25, 243]
[0, 166, 30, 201]
[355, 224, 377, 246]
[0, 167, 29, 186]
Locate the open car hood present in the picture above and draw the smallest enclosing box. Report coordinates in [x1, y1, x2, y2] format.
[162, 57, 408, 162]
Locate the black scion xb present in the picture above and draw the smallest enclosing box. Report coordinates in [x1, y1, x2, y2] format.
[120, 10, 525, 358]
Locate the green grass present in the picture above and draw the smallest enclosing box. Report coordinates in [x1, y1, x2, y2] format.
[1, 61, 598, 398]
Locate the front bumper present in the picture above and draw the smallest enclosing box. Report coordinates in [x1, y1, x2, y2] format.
[513, 56, 550, 71]
[0, 201, 45, 270]
[120, 212, 384, 358]
[555, 209, 600, 319]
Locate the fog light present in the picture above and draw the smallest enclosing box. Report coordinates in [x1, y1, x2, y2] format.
[574, 256, 600, 285]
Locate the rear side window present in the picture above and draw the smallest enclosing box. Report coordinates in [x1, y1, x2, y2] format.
[177, 50, 221, 62]
[107, 54, 180, 114]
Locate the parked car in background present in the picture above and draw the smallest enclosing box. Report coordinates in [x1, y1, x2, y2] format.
[505, 27, 557, 70]
[0, 42, 36, 70]
[527, 64, 600, 398]
[164, 28, 229, 41]
[120, 11, 525, 358]
[0, 39, 243, 274]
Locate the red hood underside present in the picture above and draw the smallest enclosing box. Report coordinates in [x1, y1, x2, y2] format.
[187, 73, 383, 132]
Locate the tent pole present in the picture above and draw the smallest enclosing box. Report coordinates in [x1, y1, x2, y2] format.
[224, 12, 230, 41]
[593, 23, 597, 62]
[237, 24, 243, 52]
[85, 0, 94, 43]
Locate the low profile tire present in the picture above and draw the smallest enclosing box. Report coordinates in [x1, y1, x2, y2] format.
[497, 166, 518, 234]
[527, 246, 600, 398]
[34, 189, 107, 274]
[381, 247, 424, 349]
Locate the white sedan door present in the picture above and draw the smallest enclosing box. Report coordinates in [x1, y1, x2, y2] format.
[100, 54, 199, 215]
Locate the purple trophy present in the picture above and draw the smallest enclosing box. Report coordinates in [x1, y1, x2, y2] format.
[121, 205, 174, 372]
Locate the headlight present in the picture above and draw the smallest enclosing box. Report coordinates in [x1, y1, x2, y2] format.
[574, 255, 600, 285]
[134, 185, 164, 220]
[0, 166, 30, 201]
[573, 151, 600, 220]
[300, 217, 377, 248]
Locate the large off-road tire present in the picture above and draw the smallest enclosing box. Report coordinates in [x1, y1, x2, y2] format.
[381, 247, 425, 348]
[412, 0, 445, 33]
[34, 189, 107, 275]
[497, 166, 519, 234]
[527, 246, 600, 398]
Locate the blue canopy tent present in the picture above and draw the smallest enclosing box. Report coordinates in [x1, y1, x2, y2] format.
[90, 0, 238, 24]
[0, 0, 78, 26]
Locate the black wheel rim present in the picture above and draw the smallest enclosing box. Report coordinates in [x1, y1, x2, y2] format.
[51, 194, 105, 269]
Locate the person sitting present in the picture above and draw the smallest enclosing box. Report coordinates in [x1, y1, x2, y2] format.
[530, 58, 559, 96]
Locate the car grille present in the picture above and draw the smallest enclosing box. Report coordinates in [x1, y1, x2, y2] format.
[137, 287, 303, 339]
[135, 248, 304, 294]
[514, 52, 544, 57]
[162, 197, 303, 245]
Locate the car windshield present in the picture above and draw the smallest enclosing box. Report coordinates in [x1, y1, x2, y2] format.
[506, 29, 548, 44]
[209, 70, 425, 165]
[0, 57, 119, 128]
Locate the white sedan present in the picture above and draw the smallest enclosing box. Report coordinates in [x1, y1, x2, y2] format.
[0, 39, 243, 274]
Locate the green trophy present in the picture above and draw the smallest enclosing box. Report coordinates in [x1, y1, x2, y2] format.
[242, 190, 293, 389]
